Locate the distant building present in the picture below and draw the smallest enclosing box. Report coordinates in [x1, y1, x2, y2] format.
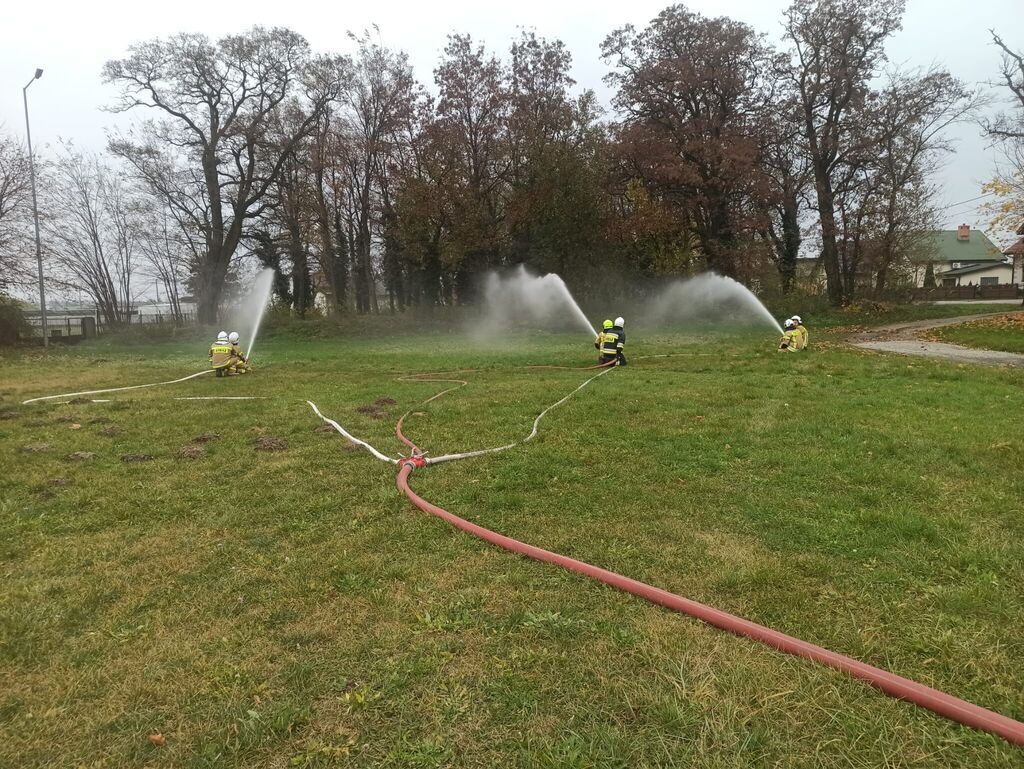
[1002, 221, 1024, 286]
[911, 224, 1013, 287]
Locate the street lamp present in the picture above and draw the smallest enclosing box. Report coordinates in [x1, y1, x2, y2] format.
[23, 68, 47, 348]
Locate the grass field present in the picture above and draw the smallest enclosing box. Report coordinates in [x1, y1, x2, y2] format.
[931, 313, 1024, 354]
[2, 324, 1023, 768]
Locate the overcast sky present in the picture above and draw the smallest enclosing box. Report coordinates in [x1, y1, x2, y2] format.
[1, 0, 1020, 240]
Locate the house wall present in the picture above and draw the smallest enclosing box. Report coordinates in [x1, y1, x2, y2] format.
[913, 262, 1016, 287]
[940, 263, 1015, 287]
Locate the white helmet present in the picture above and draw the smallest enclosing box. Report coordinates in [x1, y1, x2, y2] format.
[216, 331, 228, 343]
[614, 316, 625, 327]
[784, 319, 795, 329]
[228, 331, 239, 343]
[791, 315, 802, 324]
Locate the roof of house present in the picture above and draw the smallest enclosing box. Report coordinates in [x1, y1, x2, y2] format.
[1017, 222, 1024, 236]
[915, 229, 1004, 263]
[940, 260, 1012, 277]
[1004, 238, 1024, 256]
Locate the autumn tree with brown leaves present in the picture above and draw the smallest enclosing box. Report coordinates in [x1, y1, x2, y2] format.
[603, 6, 776, 280]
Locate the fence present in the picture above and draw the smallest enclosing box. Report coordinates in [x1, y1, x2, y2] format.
[21, 308, 197, 342]
[909, 285, 1023, 302]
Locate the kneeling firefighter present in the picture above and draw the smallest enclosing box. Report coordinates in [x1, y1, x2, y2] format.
[595, 319, 613, 362]
[209, 331, 236, 376]
[228, 331, 249, 374]
[613, 316, 627, 365]
[778, 319, 798, 352]
[600, 316, 627, 366]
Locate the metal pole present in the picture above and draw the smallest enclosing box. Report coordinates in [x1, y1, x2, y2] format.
[23, 69, 47, 348]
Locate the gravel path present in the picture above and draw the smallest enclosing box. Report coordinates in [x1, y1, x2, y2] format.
[849, 311, 1024, 368]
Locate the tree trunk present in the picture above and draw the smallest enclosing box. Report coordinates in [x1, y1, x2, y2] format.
[811, 162, 845, 305]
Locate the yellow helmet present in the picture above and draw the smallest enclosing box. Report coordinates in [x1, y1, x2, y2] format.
[602, 319, 613, 329]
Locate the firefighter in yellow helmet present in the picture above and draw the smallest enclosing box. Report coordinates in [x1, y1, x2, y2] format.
[208, 331, 235, 376]
[227, 331, 249, 374]
[600, 317, 626, 365]
[595, 319, 613, 362]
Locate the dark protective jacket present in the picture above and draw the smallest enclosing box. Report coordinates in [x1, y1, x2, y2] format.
[600, 328, 624, 358]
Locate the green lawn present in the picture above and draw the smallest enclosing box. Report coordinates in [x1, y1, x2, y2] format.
[932, 314, 1024, 354]
[1, 327, 1022, 768]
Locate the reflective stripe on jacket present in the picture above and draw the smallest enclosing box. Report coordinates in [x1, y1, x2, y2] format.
[209, 343, 235, 367]
[601, 329, 623, 356]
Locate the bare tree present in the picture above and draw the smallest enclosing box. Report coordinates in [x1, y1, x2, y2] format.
[338, 32, 417, 313]
[136, 200, 191, 323]
[986, 32, 1024, 143]
[784, 0, 906, 305]
[869, 69, 978, 291]
[104, 26, 342, 323]
[43, 144, 138, 325]
[0, 129, 32, 292]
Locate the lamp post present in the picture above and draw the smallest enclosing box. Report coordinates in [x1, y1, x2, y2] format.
[23, 68, 47, 348]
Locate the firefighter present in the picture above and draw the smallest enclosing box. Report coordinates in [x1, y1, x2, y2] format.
[600, 317, 626, 365]
[791, 315, 808, 350]
[208, 331, 235, 376]
[227, 331, 249, 374]
[778, 319, 798, 352]
[595, 319, 613, 362]
[612, 316, 627, 366]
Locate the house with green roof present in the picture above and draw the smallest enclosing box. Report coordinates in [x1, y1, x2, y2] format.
[912, 224, 1014, 287]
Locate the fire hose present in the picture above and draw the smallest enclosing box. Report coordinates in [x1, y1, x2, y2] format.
[309, 366, 1024, 747]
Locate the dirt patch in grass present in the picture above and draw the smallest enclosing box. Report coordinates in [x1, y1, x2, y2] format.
[55, 414, 80, 423]
[47, 477, 72, 486]
[373, 397, 397, 407]
[98, 426, 122, 437]
[314, 424, 338, 434]
[121, 453, 154, 463]
[21, 442, 52, 453]
[0, 410, 19, 420]
[191, 432, 222, 443]
[66, 451, 97, 461]
[342, 441, 363, 452]
[254, 436, 288, 452]
[177, 445, 206, 460]
[68, 397, 91, 405]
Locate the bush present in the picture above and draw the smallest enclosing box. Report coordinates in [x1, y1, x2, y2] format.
[0, 295, 31, 346]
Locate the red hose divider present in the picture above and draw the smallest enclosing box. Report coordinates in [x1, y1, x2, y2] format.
[395, 462, 1024, 746]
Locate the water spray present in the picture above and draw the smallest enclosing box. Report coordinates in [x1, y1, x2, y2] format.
[649, 273, 783, 334]
[229, 267, 276, 362]
[477, 265, 596, 339]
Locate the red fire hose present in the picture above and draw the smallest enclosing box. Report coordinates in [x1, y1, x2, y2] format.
[395, 458, 1024, 746]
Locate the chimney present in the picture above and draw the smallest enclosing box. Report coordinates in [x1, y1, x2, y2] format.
[957, 224, 970, 242]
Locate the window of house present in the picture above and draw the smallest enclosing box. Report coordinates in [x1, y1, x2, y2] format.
[942, 278, 957, 287]
[980, 276, 999, 286]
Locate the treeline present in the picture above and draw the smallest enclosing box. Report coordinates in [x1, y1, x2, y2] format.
[1, 0, 1023, 324]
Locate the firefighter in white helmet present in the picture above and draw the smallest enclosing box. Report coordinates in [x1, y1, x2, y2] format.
[778, 319, 798, 352]
[608, 316, 627, 366]
[790, 315, 808, 350]
[208, 331, 234, 376]
[227, 331, 249, 374]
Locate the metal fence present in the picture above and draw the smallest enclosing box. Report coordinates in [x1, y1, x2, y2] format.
[21, 308, 197, 342]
